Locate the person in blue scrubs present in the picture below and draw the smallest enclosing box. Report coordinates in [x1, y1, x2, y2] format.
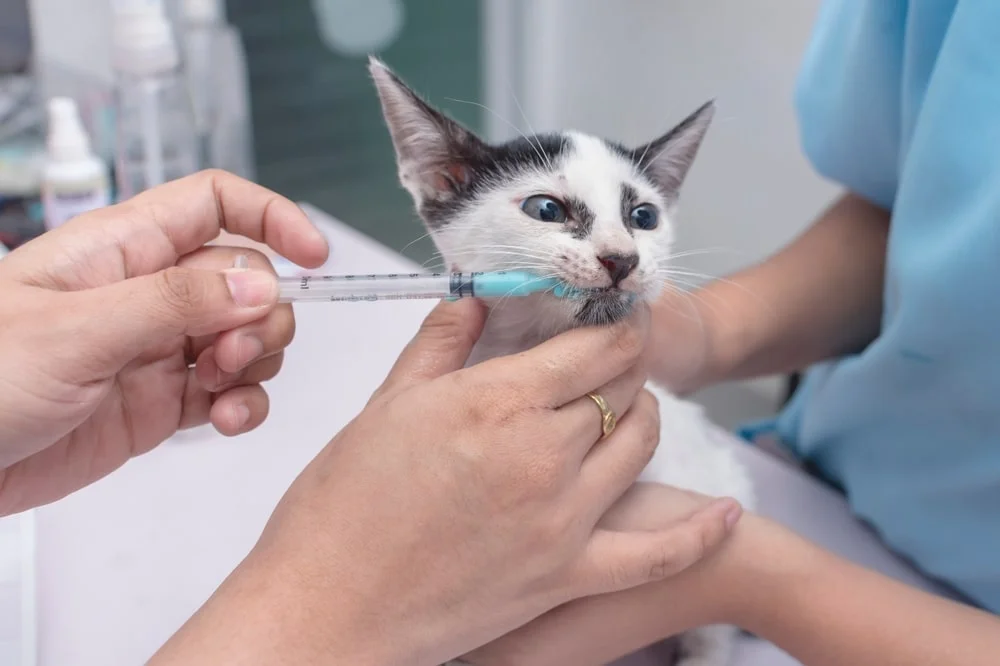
[777, 0, 1000, 614]
[460, 1, 1000, 664]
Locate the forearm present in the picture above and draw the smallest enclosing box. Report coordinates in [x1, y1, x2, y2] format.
[151, 548, 401, 666]
[469, 514, 1000, 666]
[654, 192, 890, 387]
[461, 567, 719, 666]
[725, 517, 1000, 666]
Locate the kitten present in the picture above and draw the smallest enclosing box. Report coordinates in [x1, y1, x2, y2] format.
[369, 57, 755, 666]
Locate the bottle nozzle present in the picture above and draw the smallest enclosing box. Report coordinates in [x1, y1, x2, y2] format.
[46, 97, 92, 163]
[111, 0, 180, 74]
[181, 0, 224, 23]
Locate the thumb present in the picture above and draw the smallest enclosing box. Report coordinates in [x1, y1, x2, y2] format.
[581, 498, 742, 595]
[68, 266, 278, 371]
[374, 298, 487, 399]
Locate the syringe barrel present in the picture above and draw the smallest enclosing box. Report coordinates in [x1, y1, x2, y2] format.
[278, 273, 455, 303]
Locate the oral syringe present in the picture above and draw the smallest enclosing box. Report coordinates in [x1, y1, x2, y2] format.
[277, 271, 587, 303]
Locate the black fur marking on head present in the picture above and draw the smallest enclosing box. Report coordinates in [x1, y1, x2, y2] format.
[372, 58, 579, 231]
[604, 101, 715, 204]
[620, 183, 639, 233]
[564, 196, 596, 239]
[420, 133, 570, 229]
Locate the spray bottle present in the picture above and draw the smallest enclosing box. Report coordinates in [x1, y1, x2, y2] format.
[111, 0, 199, 199]
[179, 0, 255, 180]
[41, 97, 111, 230]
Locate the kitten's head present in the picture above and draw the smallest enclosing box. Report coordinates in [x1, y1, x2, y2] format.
[370, 57, 713, 328]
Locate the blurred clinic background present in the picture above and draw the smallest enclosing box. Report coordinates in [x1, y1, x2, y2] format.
[5, 0, 838, 426]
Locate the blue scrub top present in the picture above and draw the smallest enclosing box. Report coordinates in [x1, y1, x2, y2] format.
[777, 0, 1000, 612]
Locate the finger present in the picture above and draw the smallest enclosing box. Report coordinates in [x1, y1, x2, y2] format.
[597, 482, 705, 532]
[195, 347, 284, 391]
[120, 170, 328, 266]
[557, 363, 647, 457]
[178, 357, 282, 430]
[64, 265, 279, 375]
[178, 244, 276, 272]
[6, 170, 328, 289]
[502, 304, 650, 409]
[573, 390, 661, 521]
[373, 298, 487, 399]
[578, 498, 742, 595]
[178, 246, 288, 365]
[210, 384, 270, 436]
[179, 367, 212, 430]
[210, 305, 295, 373]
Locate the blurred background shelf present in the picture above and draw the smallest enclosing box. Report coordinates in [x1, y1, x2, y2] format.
[23, 0, 833, 427]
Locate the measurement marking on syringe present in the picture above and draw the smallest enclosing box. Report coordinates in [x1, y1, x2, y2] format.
[276, 270, 578, 303]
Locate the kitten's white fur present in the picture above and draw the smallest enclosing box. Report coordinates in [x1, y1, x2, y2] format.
[453, 139, 755, 666]
[371, 58, 754, 666]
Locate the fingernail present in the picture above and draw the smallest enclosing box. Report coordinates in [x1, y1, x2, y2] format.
[226, 270, 277, 308]
[237, 334, 264, 368]
[233, 403, 250, 430]
[722, 501, 743, 529]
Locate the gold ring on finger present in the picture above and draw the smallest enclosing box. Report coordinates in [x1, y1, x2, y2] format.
[585, 391, 617, 439]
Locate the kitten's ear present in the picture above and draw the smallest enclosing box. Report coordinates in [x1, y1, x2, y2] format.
[632, 101, 715, 202]
[369, 57, 486, 204]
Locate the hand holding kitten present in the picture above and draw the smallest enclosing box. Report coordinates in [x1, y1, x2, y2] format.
[152, 300, 741, 666]
[461, 482, 746, 666]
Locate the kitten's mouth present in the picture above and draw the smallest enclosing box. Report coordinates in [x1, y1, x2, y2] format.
[574, 288, 638, 326]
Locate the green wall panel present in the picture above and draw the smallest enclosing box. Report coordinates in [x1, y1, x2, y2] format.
[228, 0, 483, 265]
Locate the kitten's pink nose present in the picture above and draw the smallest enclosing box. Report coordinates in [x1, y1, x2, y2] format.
[597, 253, 639, 285]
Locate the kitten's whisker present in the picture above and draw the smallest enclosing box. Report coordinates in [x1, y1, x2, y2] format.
[443, 256, 555, 271]
[421, 257, 448, 270]
[487, 272, 562, 313]
[443, 249, 558, 265]
[424, 243, 555, 259]
[443, 248, 552, 260]
[659, 277, 746, 322]
[666, 247, 744, 261]
[400, 229, 437, 256]
[656, 268, 769, 312]
[445, 95, 552, 172]
[659, 282, 711, 328]
[505, 82, 554, 172]
[442, 240, 556, 253]
[638, 140, 678, 180]
[657, 268, 726, 280]
[448, 245, 556, 258]
[635, 140, 654, 177]
[443, 96, 527, 143]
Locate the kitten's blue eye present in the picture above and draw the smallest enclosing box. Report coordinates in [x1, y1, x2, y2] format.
[629, 204, 659, 230]
[521, 195, 568, 223]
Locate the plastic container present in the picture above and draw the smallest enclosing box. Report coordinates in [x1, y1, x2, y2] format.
[111, 0, 199, 199]
[179, 0, 255, 180]
[41, 98, 110, 230]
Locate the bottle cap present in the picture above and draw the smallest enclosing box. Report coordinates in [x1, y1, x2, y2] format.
[111, 0, 180, 75]
[181, 0, 225, 23]
[46, 97, 92, 163]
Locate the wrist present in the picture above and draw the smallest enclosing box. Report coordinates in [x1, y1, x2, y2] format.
[705, 513, 823, 631]
[152, 545, 403, 666]
[650, 282, 754, 393]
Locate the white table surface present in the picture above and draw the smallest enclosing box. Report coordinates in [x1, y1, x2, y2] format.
[32, 205, 945, 665]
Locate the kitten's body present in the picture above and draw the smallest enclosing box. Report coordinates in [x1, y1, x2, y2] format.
[370, 58, 754, 666]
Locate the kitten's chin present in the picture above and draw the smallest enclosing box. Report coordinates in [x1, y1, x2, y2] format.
[574, 291, 637, 326]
